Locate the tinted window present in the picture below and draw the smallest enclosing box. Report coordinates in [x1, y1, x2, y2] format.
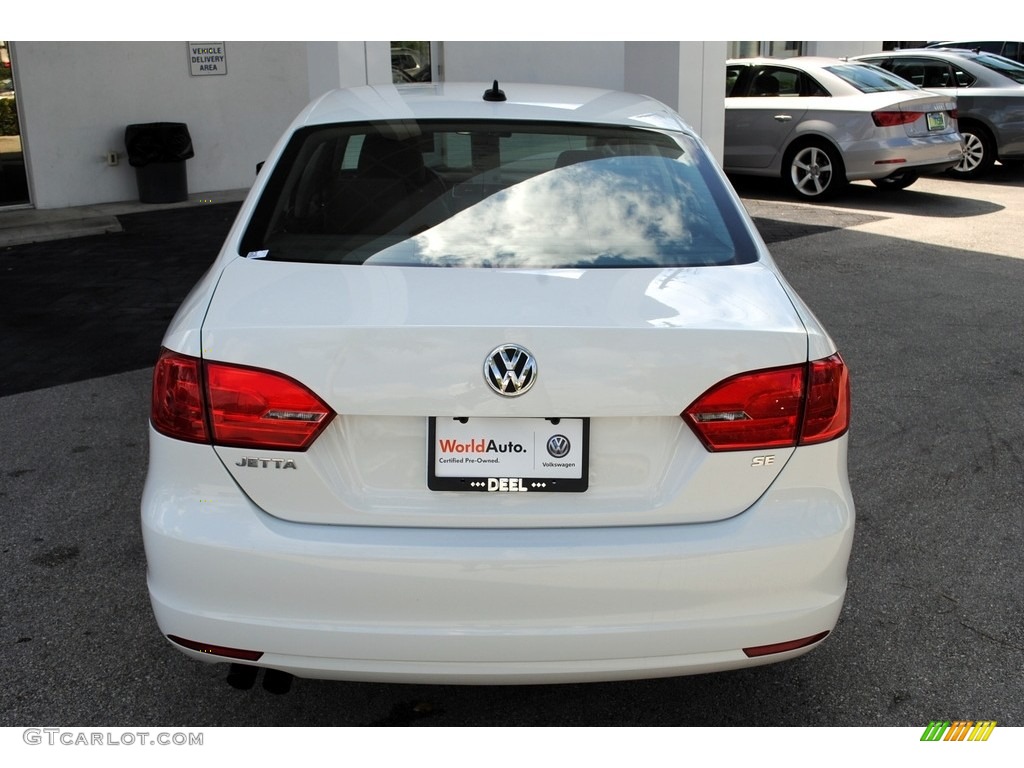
[730, 66, 828, 97]
[973, 52, 1024, 83]
[726, 65, 744, 96]
[861, 56, 976, 88]
[825, 63, 920, 92]
[241, 121, 757, 269]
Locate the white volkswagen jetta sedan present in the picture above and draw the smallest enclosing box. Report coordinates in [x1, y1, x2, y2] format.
[142, 81, 854, 687]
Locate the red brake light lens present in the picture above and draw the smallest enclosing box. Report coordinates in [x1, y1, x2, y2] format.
[206, 361, 333, 450]
[800, 354, 850, 445]
[683, 354, 850, 452]
[152, 350, 208, 443]
[743, 631, 830, 658]
[683, 365, 805, 451]
[151, 349, 335, 451]
[872, 109, 923, 127]
[167, 635, 264, 661]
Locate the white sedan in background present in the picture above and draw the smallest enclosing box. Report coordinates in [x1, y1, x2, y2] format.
[143, 81, 854, 689]
[726, 57, 963, 199]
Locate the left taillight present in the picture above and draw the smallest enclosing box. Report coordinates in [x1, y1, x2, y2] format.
[151, 349, 335, 451]
[152, 350, 208, 443]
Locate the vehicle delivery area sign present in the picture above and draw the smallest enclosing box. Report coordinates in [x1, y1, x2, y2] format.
[189, 43, 226, 76]
[428, 417, 589, 492]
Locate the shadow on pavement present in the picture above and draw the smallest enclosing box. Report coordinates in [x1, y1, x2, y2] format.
[0, 202, 241, 397]
[729, 167, 1016, 219]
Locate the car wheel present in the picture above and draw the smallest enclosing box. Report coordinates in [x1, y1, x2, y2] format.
[785, 142, 847, 201]
[872, 171, 919, 191]
[949, 123, 996, 179]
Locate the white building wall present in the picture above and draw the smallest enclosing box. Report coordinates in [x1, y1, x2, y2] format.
[9, 40, 885, 210]
[806, 41, 885, 57]
[306, 41, 392, 98]
[442, 42, 627, 89]
[623, 41, 727, 161]
[13, 41, 311, 209]
[445, 42, 726, 160]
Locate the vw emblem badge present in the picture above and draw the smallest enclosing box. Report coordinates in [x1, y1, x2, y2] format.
[546, 434, 571, 458]
[484, 344, 537, 397]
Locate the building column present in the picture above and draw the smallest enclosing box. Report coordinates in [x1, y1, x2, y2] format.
[306, 42, 392, 99]
[624, 42, 726, 163]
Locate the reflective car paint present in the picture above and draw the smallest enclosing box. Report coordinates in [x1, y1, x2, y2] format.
[855, 49, 1024, 176]
[142, 82, 854, 684]
[725, 57, 962, 198]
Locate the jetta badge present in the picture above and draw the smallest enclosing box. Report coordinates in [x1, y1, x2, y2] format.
[484, 344, 537, 397]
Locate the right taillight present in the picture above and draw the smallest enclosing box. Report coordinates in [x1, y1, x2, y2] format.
[151, 349, 335, 451]
[682, 354, 849, 452]
[799, 353, 850, 445]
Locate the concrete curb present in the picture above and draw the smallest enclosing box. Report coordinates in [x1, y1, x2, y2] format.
[0, 188, 249, 248]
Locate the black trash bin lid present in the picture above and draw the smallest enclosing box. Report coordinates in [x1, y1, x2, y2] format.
[124, 122, 195, 167]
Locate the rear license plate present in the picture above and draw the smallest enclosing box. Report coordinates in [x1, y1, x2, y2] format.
[428, 417, 589, 492]
[926, 112, 946, 131]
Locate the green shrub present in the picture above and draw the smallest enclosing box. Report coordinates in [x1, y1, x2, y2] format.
[0, 97, 19, 136]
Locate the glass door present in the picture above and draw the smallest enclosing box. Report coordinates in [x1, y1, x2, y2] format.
[1, 40, 29, 206]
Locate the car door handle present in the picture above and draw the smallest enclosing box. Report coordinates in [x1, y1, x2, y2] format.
[773, 115, 793, 122]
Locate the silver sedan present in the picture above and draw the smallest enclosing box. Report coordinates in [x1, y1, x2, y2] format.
[855, 48, 1024, 178]
[725, 57, 963, 199]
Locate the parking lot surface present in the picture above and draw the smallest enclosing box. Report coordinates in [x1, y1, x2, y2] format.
[1, 170, 1022, 726]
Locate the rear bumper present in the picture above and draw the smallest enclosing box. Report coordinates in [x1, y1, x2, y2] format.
[878, 158, 960, 178]
[843, 134, 963, 180]
[142, 430, 854, 684]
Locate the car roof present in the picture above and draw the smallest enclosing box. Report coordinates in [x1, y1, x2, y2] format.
[726, 56, 908, 96]
[293, 82, 693, 134]
[870, 47, 980, 58]
[859, 47, 1024, 67]
[727, 56, 867, 69]
[855, 48, 1024, 78]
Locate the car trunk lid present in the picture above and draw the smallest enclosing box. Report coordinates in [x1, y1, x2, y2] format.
[201, 258, 811, 528]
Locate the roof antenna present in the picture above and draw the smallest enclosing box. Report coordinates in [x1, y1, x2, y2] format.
[483, 80, 506, 102]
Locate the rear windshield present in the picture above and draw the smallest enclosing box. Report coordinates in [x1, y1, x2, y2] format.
[240, 121, 757, 268]
[973, 52, 1024, 83]
[825, 63, 920, 93]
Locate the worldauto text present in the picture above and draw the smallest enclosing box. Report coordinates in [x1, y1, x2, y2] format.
[438, 438, 526, 454]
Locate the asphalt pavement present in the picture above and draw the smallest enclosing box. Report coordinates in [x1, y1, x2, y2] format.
[0, 192, 246, 397]
[1, 171, 1022, 727]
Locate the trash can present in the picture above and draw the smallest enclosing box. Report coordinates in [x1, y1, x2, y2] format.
[124, 122, 194, 203]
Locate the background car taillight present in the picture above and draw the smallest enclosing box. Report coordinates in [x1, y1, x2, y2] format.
[682, 354, 849, 451]
[872, 109, 923, 127]
[151, 349, 335, 450]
